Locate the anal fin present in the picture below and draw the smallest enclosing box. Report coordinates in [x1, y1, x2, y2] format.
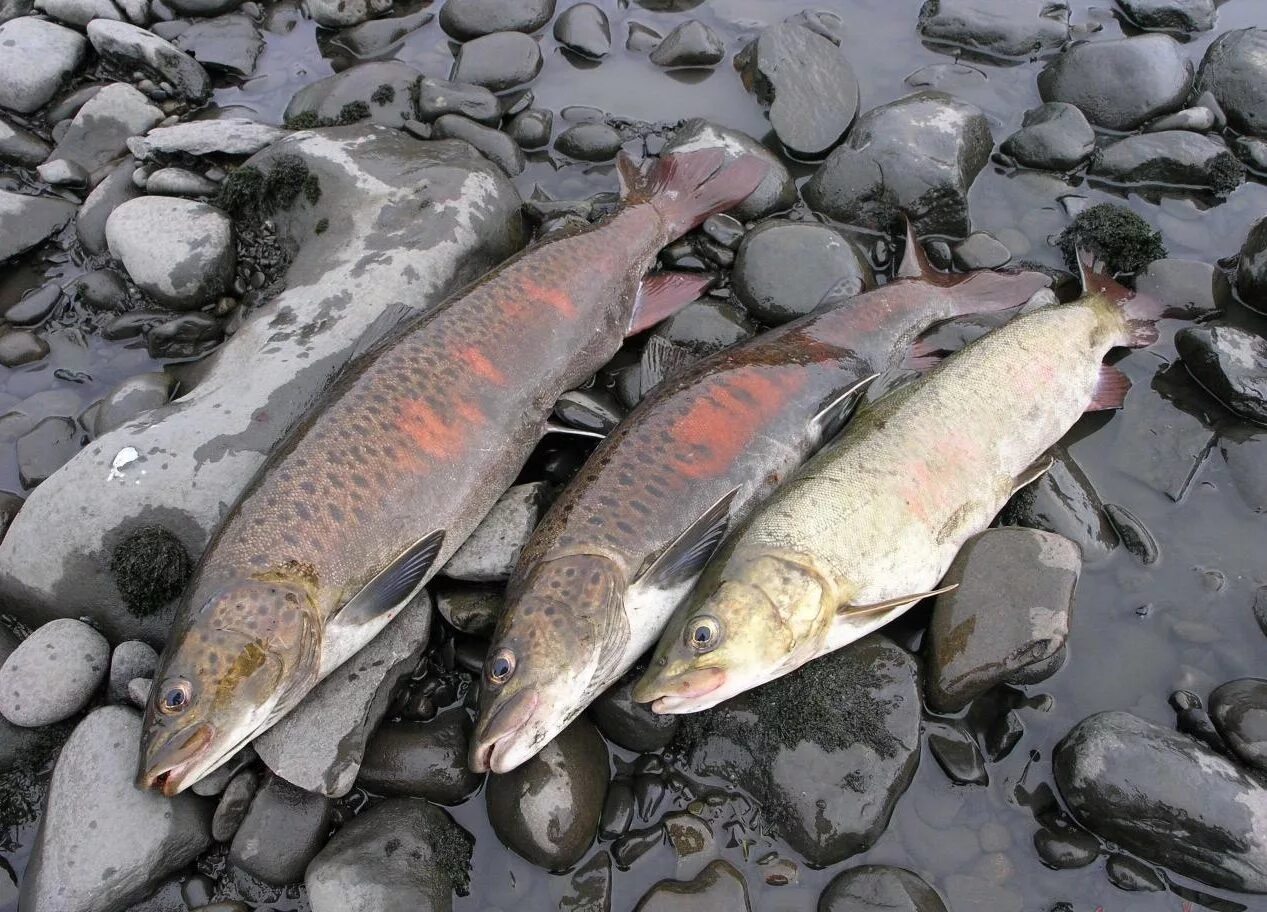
[1088, 363, 1131, 411]
[836, 582, 958, 617]
[631, 486, 738, 595]
[334, 529, 445, 627]
[628, 272, 714, 336]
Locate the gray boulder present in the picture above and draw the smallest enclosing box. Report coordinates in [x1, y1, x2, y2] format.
[40, 82, 163, 184]
[1238, 218, 1267, 311]
[284, 60, 420, 128]
[431, 113, 525, 176]
[918, 0, 1068, 61]
[1000, 446, 1118, 562]
[254, 589, 431, 797]
[1118, 0, 1215, 32]
[144, 167, 219, 196]
[999, 102, 1094, 172]
[107, 639, 157, 702]
[1090, 131, 1245, 195]
[1038, 34, 1193, 131]
[1176, 324, 1267, 425]
[1194, 28, 1267, 138]
[87, 20, 211, 102]
[306, 0, 388, 28]
[0, 190, 76, 263]
[174, 14, 265, 78]
[651, 19, 723, 68]
[1135, 257, 1232, 321]
[128, 118, 288, 159]
[439, 0, 554, 40]
[107, 197, 235, 309]
[229, 774, 333, 885]
[1219, 424, 1267, 513]
[0, 618, 107, 725]
[19, 706, 213, 912]
[413, 77, 500, 124]
[1055, 710, 1267, 892]
[0, 126, 524, 642]
[357, 708, 483, 804]
[0, 18, 86, 114]
[553, 2, 609, 59]
[441, 481, 548, 582]
[1210, 678, 1267, 774]
[451, 31, 543, 92]
[0, 116, 51, 168]
[803, 91, 991, 236]
[34, 0, 125, 27]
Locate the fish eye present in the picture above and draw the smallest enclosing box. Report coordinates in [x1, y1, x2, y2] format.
[486, 648, 516, 685]
[685, 615, 722, 653]
[158, 679, 192, 715]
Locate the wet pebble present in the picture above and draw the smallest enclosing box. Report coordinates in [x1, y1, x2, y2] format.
[555, 122, 623, 161]
[599, 778, 634, 839]
[555, 388, 623, 433]
[664, 811, 712, 859]
[633, 859, 749, 911]
[731, 220, 873, 324]
[87, 20, 211, 102]
[211, 768, 258, 842]
[1209, 678, 1267, 774]
[358, 709, 483, 804]
[1038, 34, 1192, 131]
[0, 18, 87, 114]
[1237, 136, 1267, 175]
[147, 313, 225, 359]
[284, 60, 419, 127]
[435, 585, 502, 635]
[414, 76, 500, 124]
[0, 331, 49, 368]
[174, 13, 265, 77]
[129, 118, 287, 159]
[228, 773, 334, 885]
[1090, 131, 1244, 195]
[452, 31, 543, 92]
[485, 717, 608, 870]
[1238, 217, 1267, 310]
[818, 864, 947, 912]
[917, 0, 1068, 61]
[952, 231, 1010, 270]
[106, 197, 234, 310]
[432, 114, 526, 176]
[591, 676, 678, 752]
[443, 481, 548, 581]
[94, 371, 175, 437]
[0, 189, 77, 264]
[1119, 0, 1215, 32]
[662, 120, 794, 221]
[75, 268, 129, 313]
[650, 20, 723, 68]
[925, 719, 988, 786]
[40, 82, 161, 186]
[1176, 324, 1267, 425]
[0, 618, 106, 726]
[16, 416, 80, 488]
[305, 797, 472, 911]
[440, 0, 554, 40]
[1194, 28, 1267, 138]
[146, 166, 220, 196]
[1106, 854, 1166, 891]
[1147, 105, 1216, 132]
[76, 160, 142, 255]
[506, 108, 552, 149]
[626, 21, 661, 52]
[1033, 825, 1099, 870]
[126, 676, 151, 708]
[1102, 503, 1159, 564]
[0, 116, 51, 167]
[107, 639, 157, 703]
[554, 2, 610, 59]
[5, 284, 62, 328]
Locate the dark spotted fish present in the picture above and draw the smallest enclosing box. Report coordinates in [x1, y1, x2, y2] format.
[469, 226, 1052, 773]
[137, 146, 769, 795]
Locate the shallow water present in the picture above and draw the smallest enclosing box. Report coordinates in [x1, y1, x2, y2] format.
[2, 0, 1267, 909]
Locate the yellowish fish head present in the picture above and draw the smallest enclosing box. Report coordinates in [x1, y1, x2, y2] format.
[137, 578, 321, 796]
[469, 555, 618, 774]
[633, 554, 825, 714]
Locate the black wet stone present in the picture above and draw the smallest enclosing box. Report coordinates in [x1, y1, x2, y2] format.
[228, 774, 334, 885]
[1055, 710, 1267, 892]
[174, 14, 264, 78]
[592, 677, 678, 752]
[819, 865, 947, 912]
[554, 388, 623, 433]
[632, 859, 750, 911]
[1135, 258, 1232, 321]
[651, 298, 755, 357]
[505, 108, 552, 149]
[439, 0, 554, 41]
[917, 0, 1069, 62]
[999, 102, 1094, 172]
[731, 220, 873, 325]
[1209, 678, 1267, 774]
[1055, 203, 1166, 274]
[1001, 446, 1119, 563]
[1176, 324, 1267, 425]
[147, 313, 225, 360]
[485, 717, 608, 871]
[803, 91, 991, 237]
[611, 822, 662, 867]
[555, 123, 622, 161]
[1090, 131, 1245, 195]
[432, 114, 526, 176]
[211, 769, 258, 842]
[1194, 28, 1267, 139]
[736, 16, 859, 159]
[599, 778, 634, 839]
[326, 8, 434, 62]
[109, 525, 193, 617]
[284, 61, 420, 128]
[1106, 854, 1166, 892]
[1103, 503, 1159, 564]
[1038, 34, 1193, 131]
[0, 116, 50, 167]
[925, 719, 988, 786]
[1118, 0, 1215, 33]
[15, 417, 78, 489]
[0, 331, 48, 368]
[357, 710, 483, 804]
[452, 31, 543, 92]
[413, 77, 500, 124]
[952, 232, 1010, 270]
[1033, 825, 1100, 869]
[553, 2, 610, 59]
[1238, 218, 1267, 311]
[561, 852, 611, 912]
[650, 20, 723, 68]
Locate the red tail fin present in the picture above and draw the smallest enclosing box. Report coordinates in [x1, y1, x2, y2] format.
[1077, 249, 1165, 348]
[617, 149, 769, 241]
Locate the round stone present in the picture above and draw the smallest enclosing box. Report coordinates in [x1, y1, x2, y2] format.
[0, 618, 109, 726]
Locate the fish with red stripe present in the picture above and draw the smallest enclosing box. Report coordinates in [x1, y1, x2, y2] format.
[136, 146, 768, 795]
[469, 225, 1052, 773]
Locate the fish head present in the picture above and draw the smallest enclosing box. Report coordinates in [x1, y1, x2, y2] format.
[138, 577, 321, 796]
[633, 554, 824, 713]
[469, 555, 622, 774]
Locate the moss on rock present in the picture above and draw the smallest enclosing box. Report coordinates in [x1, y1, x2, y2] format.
[1057, 203, 1167, 275]
[110, 526, 193, 617]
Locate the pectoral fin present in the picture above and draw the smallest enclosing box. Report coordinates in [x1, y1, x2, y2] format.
[631, 486, 738, 595]
[1011, 454, 1055, 496]
[809, 373, 879, 443]
[836, 582, 958, 617]
[628, 272, 714, 336]
[334, 529, 446, 627]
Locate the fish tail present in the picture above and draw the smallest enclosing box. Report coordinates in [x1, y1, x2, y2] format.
[1077, 249, 1165, 348]
[616, 149, 769, 241]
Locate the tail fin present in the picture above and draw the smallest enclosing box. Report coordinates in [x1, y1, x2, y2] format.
[1077, 249, 1164, 348]
[616, 149, 769, 241]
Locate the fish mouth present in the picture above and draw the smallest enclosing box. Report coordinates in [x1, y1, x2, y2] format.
[469, 689, 540, 774]
[635, 666, 726, 715]
[136, 722, 216, 797]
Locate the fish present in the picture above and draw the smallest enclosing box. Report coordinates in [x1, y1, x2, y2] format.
[136, 145, 770, 796]
[468, 225, 1052, 773]
[632, 255, 1164, 714]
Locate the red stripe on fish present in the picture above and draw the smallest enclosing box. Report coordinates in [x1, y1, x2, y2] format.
[672, 371, 803, 479]
[458, 345, 508, 384]
[396, 397, 485, 460]
[521, 279, 577, 317]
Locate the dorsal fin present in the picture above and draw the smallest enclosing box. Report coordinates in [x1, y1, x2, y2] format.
[837, 582, 958, 617]
[897, 217, 934, 280]
[632, 486, 738, 593]
[335, 530, 445, 626]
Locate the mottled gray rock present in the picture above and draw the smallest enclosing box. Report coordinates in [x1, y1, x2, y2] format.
[506, 108, 552, 149]
[147, 312, 224, 358]
[1135, 258, 1231, 321]
[40, 82, 163, 183]
[1238, 218, 1267, 311]
[661, 120, 794, 222]
[254, 590, 431, 797]
[306, 0, 389, 28]
[0, 190, 76, 263]
[486, 718, 608, 870]
[107, 197, 235, 309]
[634, 860, 750, 912]
[16, 416, 80, 487]
[442, 482, 548, 582]
[1119, 0, 1215, 32]
[325, 7, 433, 61]
[736, 17, 858, 158]
[211, 768, 257, 842]
[819, 865, 947, 912]
[0, 18, 86, 114]
[452, 31, 542, 91]
[918, 0, 1068, 61]
[0, 127, 524, 643]
[1038, 35, 1192, 131]
[1055, 711, 1267, 892]
[19, 706, 212, 912]
[0, 331, 49, 368]
[128, 118, 287, 159]
[432, 114, 525, 176]
[1000, 446, 1118, 562]
[37, 157, 88, 187]
[553, 2, 609, 59]
[0, 116, 51, 167]
[678, 635, 920, 865]
[1147, 105, 1217, 132]
[1091, 131, 1245, 195]
[650, 19, 723, 68]
[926, 529, 1079, 712]
[999, 102, 1094, 172]
[174, 14, 264, 78]
[358, 708, 482, 803]
[1194, 28, 1267, 138]
[229, 774, 334, 885]
[77, 159, 141, 254]
[108, 639, 157, 702]
[1177, 324, 1267, 425]
[35, 0, 124, 27]
[555, 122, 622, 161]
[414, 77, 499, 124]
[4, 283, 62, 327]
[439, 0, 554, 40]
[145, 166, 220, 196]
[434, 584, 501, 635]
[803, 91, 991, 236]
[285, 60, 420, 128]
[76, 267, 138, 312]
[952, 231, 1010, 270]
[87, 20, 211, 102]
[126, 676, 150, 707]
[305, 798, 472, 912]
[0, 618, 106, 726]
[94, 372, 176, 438]
[732, 220, 873, 324]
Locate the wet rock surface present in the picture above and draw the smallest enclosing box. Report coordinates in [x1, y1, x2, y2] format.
[650, 19, 722, 68]
[917, 0, 1068, 61]
[1176, 324, 1267, 425]
[819, 865, 948, 912]
[439, 0, 553, 40]
[1119, 0, 1215, 33]
[0, 17, 86, 114]
[0, 190, 76, 263]
[358, 708, 482, 803]
[452, 31, 543, 92]
[554, 2, 609, 59]
[1000, 102, 1094, 172]
[229, 773, 334, 885]
[0, 619, 106, 726]
[442, 481, 547, 581]
[634, 859, 750, 911]
[1002, 447, 1118, 561]
[1194, 28, 1267, 138]
[1091, 131, 1245, 194]
[661, 119, 794, 222]
[87, 20, 211, 102]
[731, 220, 873, 324]
[107, 197, 235, 309]
[1209, 678, 1267, 774]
